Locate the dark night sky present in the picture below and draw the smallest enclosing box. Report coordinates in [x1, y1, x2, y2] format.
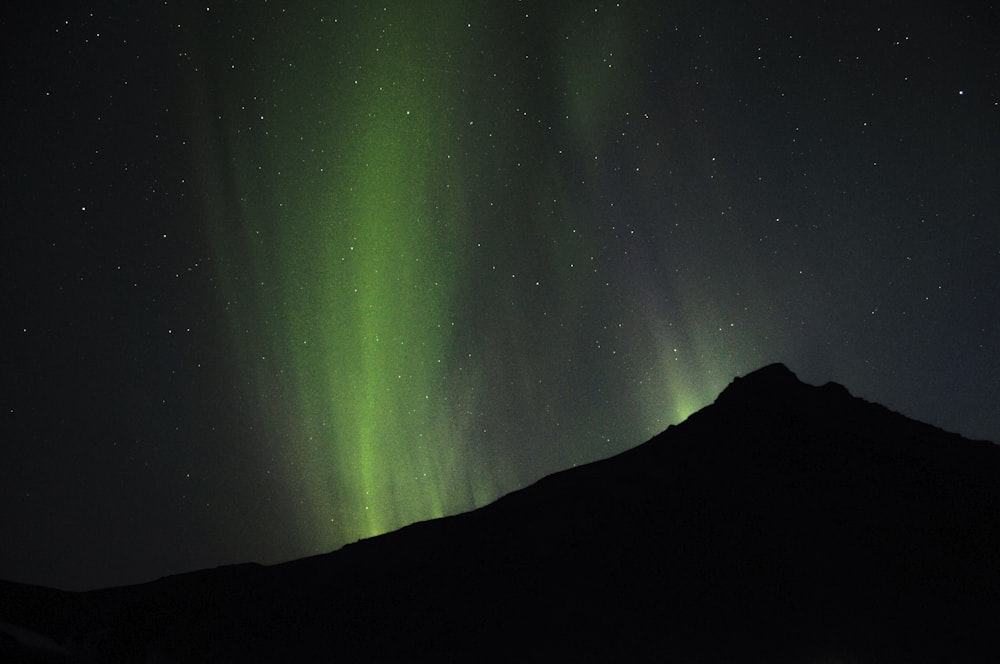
[3, 0, 998, 591]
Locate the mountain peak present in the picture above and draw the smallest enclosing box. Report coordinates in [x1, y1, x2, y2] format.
[738, 361, 799, 383]
[714, 362, 803, 403]
[711, 363, 857, 419]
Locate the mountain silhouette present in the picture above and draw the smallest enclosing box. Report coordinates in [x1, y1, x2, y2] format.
[3, 363, 999, 662]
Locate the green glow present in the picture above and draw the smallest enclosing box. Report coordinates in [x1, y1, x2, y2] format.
[281, 6, 490, 545]
[185, 2, 759, 559]
[191, 4, 508, 552]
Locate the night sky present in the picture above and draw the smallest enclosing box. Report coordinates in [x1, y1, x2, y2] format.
[3, 1, 998, 591]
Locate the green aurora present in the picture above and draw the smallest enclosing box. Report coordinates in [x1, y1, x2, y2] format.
[5, 0, 998, 593]
[186, 2, 743, 554]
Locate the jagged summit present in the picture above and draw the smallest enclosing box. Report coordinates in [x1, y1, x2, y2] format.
[715, 362, 802, 401]
[738, 361, 800, 382]
[710, 362, 856, 417]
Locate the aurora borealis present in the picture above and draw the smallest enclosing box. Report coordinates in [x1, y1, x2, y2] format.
[3, 0, 999, 590]
[188, 2, 727, 551]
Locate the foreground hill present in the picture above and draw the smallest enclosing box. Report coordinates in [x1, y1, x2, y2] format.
[3, 363, 999, 662]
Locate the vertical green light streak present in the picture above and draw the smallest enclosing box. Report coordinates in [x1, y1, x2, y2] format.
[282, 9, 476, 545]
[191, 3, 503, 553]
[345, 86, 450, 535]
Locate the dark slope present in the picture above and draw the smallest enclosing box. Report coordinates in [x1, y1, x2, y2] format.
[3, 363, 999, 662]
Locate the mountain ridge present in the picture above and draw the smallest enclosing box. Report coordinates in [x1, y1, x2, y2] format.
[2, 363, 998, 662]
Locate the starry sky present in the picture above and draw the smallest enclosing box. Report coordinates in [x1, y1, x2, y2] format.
[3, 0, 998, 591]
